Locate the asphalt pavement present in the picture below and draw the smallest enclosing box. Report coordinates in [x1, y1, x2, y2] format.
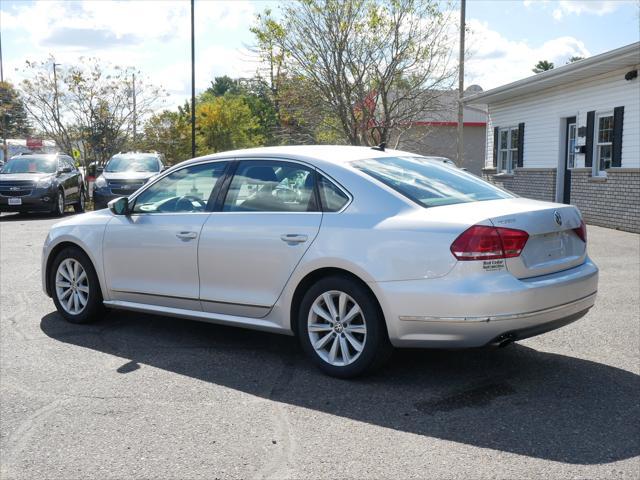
[1, 212, 639, 479]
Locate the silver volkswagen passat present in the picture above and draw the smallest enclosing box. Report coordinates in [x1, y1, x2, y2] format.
[42, 146, 598, 377]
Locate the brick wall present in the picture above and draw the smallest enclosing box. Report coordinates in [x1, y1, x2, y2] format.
[481, 167, 640, 233]
[482, 168, 557, 202]
[569, 169, 640, 233]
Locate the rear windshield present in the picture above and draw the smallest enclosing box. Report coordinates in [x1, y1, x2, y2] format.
[0, 157, 57, 174]
[352, 156, 513, 207]
[105, 155, 161, 173]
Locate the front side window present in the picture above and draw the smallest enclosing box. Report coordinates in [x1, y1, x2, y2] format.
[595, 113, 613, 175]
[352, 156, 513, 208]
[132, 162, 226, 213]
[223, 160, 317, 212]
[498, 127, 518, 173]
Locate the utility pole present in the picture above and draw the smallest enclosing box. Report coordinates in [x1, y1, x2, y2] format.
[457, 0, 466, 167]
[132, 72, 137, 149]
[0, 26, 8, 163]
[190, 0, 196, 158]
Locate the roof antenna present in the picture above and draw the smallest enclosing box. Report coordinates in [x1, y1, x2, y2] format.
[371, 142, 386, 152]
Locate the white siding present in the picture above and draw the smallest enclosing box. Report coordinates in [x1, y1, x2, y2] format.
[484, 66, 640, 169]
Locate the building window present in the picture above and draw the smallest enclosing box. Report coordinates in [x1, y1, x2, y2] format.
[594, 113, 613, 175]
[567, 123, 577, 169]
[498, 127, 518, 173]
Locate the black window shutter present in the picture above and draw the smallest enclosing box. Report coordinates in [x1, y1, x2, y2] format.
[585, 111, 595, 168]
[493, 126, 499, 167]
[517, 123, 525, 168]
[612, 106, 624, 167]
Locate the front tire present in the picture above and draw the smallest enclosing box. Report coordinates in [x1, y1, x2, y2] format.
[73, 188, 86, 213]
[53, 190, 65, 216]
[297, 276, 392, 378]
[50, 247, 104, 324]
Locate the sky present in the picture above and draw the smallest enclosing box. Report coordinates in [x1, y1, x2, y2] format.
[1, 0, 639, 110]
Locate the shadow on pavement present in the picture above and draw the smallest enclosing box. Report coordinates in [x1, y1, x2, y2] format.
[40, 310, 640, 465]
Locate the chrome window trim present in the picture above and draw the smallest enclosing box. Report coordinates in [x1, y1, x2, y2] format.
[127, 155, 354, 215]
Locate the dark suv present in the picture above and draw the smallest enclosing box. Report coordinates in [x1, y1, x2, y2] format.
[0, 153, 85, 216]
[93, 152, 164, 209]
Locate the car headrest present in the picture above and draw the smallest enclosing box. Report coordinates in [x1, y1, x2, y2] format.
[303, 172, 314, 189]
[244, 166, 278, 183]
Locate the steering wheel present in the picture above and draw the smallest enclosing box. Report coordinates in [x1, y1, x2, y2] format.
[175, 195, 206, 212]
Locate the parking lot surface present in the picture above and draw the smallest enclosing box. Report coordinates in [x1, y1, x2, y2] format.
[1, 212, 639, 479]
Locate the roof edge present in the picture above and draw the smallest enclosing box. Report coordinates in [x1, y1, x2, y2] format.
[463, 42, 640, 104]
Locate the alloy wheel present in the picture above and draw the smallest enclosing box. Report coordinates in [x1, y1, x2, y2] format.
[55, 258, 89, 315]
[307, 290, 367, 367]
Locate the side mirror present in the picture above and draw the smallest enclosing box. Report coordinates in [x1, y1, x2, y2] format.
[97, 166, 104, 174]
[161, 165, 169, 172]
[59, 166, 72, 174]
[108, 197, 130, 215]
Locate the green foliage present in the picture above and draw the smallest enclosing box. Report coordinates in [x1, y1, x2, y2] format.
[566, 56, 584, 64]
[205, 76, 242, 97]
[532, 60, 555, 73]
[196, 95, 264, 154]
[141, 110, 191, 165]
[0, 81, 31, 138]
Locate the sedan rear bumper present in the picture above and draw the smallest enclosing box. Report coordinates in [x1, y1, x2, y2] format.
[374, 258, 598, 348]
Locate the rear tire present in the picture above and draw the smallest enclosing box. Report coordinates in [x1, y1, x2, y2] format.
[297, 275, 392, 378]
[73, 188, 86, 213]
[50, 247, 104, 324]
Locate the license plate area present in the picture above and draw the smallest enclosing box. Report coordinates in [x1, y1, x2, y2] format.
[8, 198, 22, 206]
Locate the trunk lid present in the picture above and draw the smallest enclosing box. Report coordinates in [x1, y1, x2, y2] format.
[417, 198, 587, 279]
[487, 199, 586, 279]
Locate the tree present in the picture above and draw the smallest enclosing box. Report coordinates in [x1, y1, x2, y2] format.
[250, 9, 287, 132]
[0, 81, 31, 138]
[205, 76, 242, 97]
[195, 95, 264, 153]
[141, 110, 191, 165]
[532, 60, 555, 73]
[566, 56, 584, 64]
[251, 0, 458, 146]
[19, 56, 167, 165]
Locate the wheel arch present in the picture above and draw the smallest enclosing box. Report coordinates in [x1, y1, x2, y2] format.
[288, 267, 388, 338]
[45, 241, 101, 298]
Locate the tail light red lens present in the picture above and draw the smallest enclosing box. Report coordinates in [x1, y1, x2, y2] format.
[573, 219, 587, 242]
[450, 225, 529, 261]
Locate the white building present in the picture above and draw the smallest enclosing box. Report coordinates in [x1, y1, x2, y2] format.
[464, 42, 639, 233]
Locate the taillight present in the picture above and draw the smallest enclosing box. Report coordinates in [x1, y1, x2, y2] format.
[450, 225, 529, 261]
[573, 219, 587, 242]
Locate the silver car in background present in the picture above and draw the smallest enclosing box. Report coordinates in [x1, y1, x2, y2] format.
[42, 146, 598, 377]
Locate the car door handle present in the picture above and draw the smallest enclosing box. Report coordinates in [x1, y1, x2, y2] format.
[176, 231, 198, 240]
[280, 234, 308, 244]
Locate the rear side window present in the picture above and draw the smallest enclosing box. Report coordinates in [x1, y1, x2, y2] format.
[352, 156, 513, 207]
[223, 160, 318, 212]
[318, 175, 349, 212]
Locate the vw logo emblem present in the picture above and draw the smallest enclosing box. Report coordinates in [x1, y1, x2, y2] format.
[554, 211, 563, 226]
[10, 186, 20, 191]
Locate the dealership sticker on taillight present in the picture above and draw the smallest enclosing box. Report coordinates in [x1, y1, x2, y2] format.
[483, 259, 505, 271]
